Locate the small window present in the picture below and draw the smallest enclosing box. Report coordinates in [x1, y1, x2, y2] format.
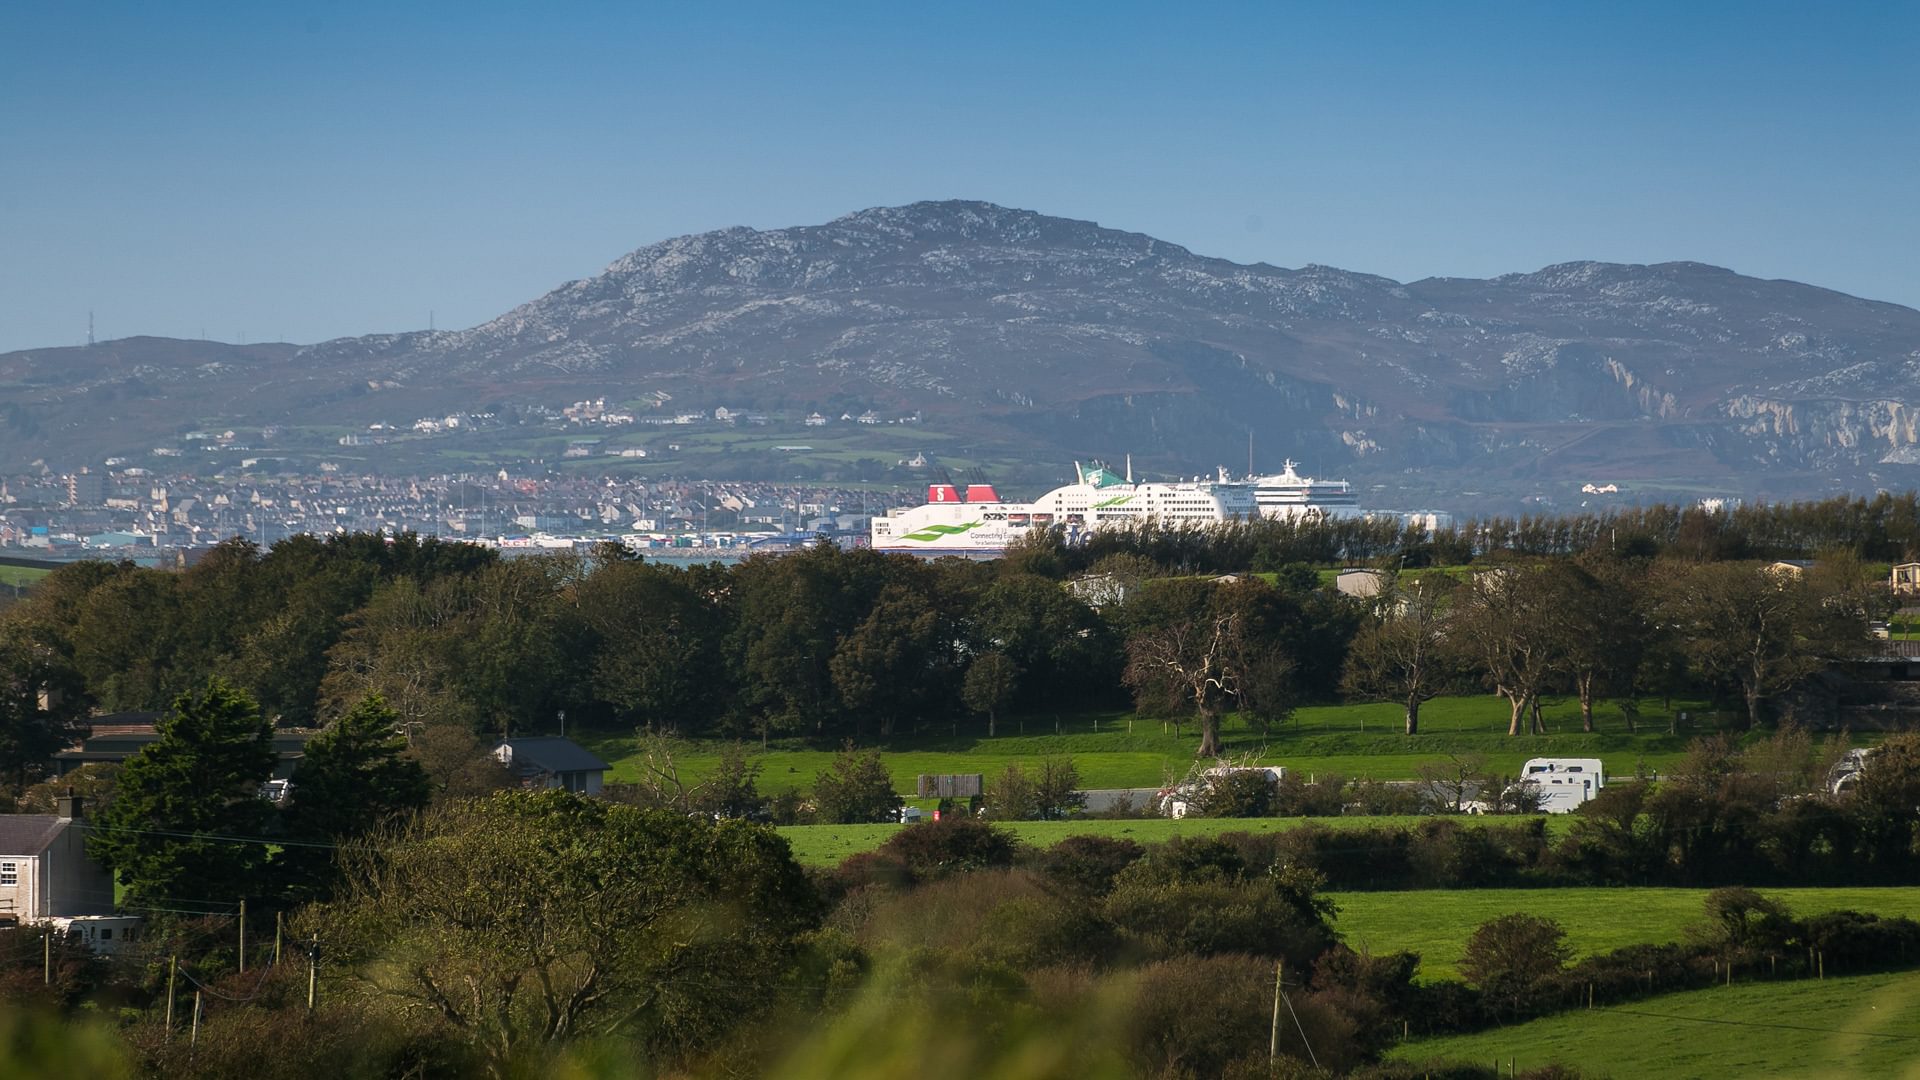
[0, 862, 15, 886]
[99, 928, 113, 941]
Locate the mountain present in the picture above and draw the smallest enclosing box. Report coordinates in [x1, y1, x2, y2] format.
[6, 200, 1920, 508]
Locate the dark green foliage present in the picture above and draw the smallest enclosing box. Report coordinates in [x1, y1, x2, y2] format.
[959, 651, 1020, 735]
[1200, 767, 1281, 818]
[875, 817, 1017, 878]
[277, 693, 430, 902]
[1036, 834, 1145, 897]
[812, 743, 902, 824]
[326, 790, 819, 1070]
[692, 741, 771, 820]
[1105, 837, 1339, 968]
[87, 677, 277, 908]
[0, 621, 88, 787]
[1458, 914, 1572, 1016]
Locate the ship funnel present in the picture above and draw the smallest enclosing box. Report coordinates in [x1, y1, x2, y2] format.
[964, 484, 999, 502]
[928, 484, 961, 503]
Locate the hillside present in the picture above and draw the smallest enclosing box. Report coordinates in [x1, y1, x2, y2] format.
[6, 201, 1920, 508]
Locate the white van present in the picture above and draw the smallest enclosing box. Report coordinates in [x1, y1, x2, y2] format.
[1517, 758, 1606, 813]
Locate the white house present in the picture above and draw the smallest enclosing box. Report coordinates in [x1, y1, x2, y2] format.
[0, 795, 115, 927]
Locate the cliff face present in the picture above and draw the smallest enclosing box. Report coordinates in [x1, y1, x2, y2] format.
[5, 201, 1919, 505]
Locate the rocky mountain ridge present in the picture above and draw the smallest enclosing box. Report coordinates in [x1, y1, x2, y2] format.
[6, 200, 1919, 506]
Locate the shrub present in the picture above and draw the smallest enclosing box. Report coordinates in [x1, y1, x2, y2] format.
[813, 744, 903, 824]
[1037, 834, 1146, 897]
[1801, 911, 1920, 975]
[1125, 954, 1362, 1077]
[1274, 772, 1349, 817]
[1104, 877, 1337, 967]
[1459, 914, 1571, 1018]
[984, 763, 1039, 820]
[1697, 886, 1794, 950]
[876, 817, 1018, 878]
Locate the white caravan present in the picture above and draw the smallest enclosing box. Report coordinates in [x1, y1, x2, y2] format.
[1517, 758, 1606, 813]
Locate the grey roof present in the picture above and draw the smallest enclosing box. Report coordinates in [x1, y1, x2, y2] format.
[0, 815, 66, 857]
[498, 737, 609, 774]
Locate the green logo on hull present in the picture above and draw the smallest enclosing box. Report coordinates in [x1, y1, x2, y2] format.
[901, 521, 986, 543]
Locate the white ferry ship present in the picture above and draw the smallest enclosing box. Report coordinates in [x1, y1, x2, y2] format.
[875, 461, 1288, 555]
[1248, 460, 1363, 521]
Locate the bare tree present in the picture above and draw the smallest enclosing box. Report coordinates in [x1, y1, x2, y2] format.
[1124, 612, 1244, 757]
[1416, 752, 1488, 813]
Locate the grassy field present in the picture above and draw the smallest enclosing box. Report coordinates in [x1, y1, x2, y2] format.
[0, 564, 51, 588]
[583, 694, 1741, 799]
[1330, 886, 1920, 980]
[774, 814, 1574, 867]
[1388, 970, 1920, 1078]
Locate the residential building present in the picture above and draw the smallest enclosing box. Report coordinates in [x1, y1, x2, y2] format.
[493, 737, 609, 795]
[0, 795, 114, 926]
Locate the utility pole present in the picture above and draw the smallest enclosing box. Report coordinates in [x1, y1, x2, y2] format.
[238, 899, 247, 972]
[191, 991, 203, 1046]
[307, 933, 320, 1011]
[274, 911, 283, 966]
[1268, 959, 1283, 1062]
[44, 929, 51, 984]
[165, 956, 178, 1037]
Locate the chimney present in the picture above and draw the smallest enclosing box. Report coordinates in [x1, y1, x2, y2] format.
[56, 792, 85, 820]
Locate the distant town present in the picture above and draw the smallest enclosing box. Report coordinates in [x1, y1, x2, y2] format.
[0, 398, 956, 559]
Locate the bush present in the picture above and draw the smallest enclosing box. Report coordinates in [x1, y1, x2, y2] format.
[1124, 954, 1363, 1077]
[1274, 772, 1349, 817]
[1697, 886, 1794, 950]
[813, 744, 903, 824]
[876, 817, 1018, 878]
[1104, 875, 1337, 968]
[1801, 910, 1920, 975]
[1037, 834, 1146, 897]
[984, 763, 1039, 820]
[1459, 914, 1571, 1018]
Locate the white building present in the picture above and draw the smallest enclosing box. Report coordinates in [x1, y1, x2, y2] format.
[0, 796, 115, 927]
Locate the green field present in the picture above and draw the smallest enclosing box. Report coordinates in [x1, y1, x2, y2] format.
[1330, 887, 1920, 980]
[0, 564, 51, 588]
[1389, 970, 1920, 1078]
[774, 814, 1572, 867]
[584, 694, 1741, 800]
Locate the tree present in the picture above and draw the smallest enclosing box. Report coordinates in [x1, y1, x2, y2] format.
[1341, 574, 1453, 735]
[984, 763, 1039, 821]
[829, 584, 948, 737]
[1416, 752, 1488, 813]
[1452, 565, 1560, 736]
[88, 677, 277, 908]
[576, 560, 724, 735]
[325, 791, 818, 1075]
[1657, 561, 1865, 729]
[812, 743, 902, 824]
[1033, 755, 1087, 820]
[1459, 913, 1571, 1017]
[0, 623, 88, 790]
[278, 693, 430, 902]
[691, 742, 769, 820]
[1847, 734, 1920, 875]
[961, 652, 1021, 737]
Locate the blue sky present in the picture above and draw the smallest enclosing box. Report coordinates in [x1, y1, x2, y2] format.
[3, 1, 1915, 352]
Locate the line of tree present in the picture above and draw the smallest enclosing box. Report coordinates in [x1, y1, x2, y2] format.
[0, 502, 1900, 792]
